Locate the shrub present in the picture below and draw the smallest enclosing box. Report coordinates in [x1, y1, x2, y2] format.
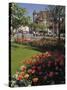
[30, 38, 65, 51]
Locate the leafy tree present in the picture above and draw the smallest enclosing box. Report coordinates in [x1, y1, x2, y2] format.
[11, 3, 27, 29]
[48, 5, 65, 41]
[11, 3, 32, 30]
[10, 3, 32, 43]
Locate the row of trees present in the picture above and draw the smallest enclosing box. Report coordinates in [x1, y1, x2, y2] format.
[48, 5, 65, 41]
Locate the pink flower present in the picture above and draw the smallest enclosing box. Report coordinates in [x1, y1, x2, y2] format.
[20, 65, 26, 71]
[24, 74, 29, 79]
[28, 69, 32, 74]
[32, 77, 39, 83]
[32, 69, 35, 74]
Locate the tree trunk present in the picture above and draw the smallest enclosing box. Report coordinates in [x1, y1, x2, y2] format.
[58, 11, 60, 43]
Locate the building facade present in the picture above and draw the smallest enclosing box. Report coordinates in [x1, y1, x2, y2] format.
[33, 10, 59, 36]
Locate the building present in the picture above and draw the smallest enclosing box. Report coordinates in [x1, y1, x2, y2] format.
[33, 10, 59, 36]
[18, 25, 29, 34]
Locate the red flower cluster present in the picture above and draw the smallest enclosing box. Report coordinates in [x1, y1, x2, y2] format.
[23, 52, 52, 65]
[15, 38, 32, 43]
[15, 51, 65, 86]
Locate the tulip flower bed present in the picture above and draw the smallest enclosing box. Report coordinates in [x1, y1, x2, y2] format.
[15, 38, 32, 44]
[11, 51, 65, 87]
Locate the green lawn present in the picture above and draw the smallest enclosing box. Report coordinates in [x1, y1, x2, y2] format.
[11, 43, 41, 75]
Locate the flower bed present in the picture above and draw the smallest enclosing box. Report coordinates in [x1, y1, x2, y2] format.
[11, 51, 65, 87]
[15, 38, 32, 44]
[30, 38, 65, 52]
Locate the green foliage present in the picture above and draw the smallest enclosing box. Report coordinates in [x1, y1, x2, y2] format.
[48, 5, 65, 40]
[11, 3, 31, 29]
[30, 22, 48, 32]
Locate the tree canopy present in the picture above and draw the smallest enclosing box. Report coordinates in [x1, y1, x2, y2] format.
[48, 5, 65, 40]
[11, 3, 31, 29]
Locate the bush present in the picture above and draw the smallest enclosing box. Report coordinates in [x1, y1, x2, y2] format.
[30, 38, 65, 52]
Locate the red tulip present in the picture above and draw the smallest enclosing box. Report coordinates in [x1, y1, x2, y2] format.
[17, 75, 23, 80]
[32, 66, 36, 70]
[28, 69, 32, 74]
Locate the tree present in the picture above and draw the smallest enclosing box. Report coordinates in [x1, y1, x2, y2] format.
[48, 5, 65, 41]
[11, 3, 32, 30]
[11, 3, 27, 29]
[10, 3, 32, 43]
[54, 6, 65, 41]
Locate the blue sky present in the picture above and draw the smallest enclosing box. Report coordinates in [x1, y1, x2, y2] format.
[17, 3, 48, 18]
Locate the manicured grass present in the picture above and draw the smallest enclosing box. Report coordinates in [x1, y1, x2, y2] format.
[11, 43, 41, 75]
